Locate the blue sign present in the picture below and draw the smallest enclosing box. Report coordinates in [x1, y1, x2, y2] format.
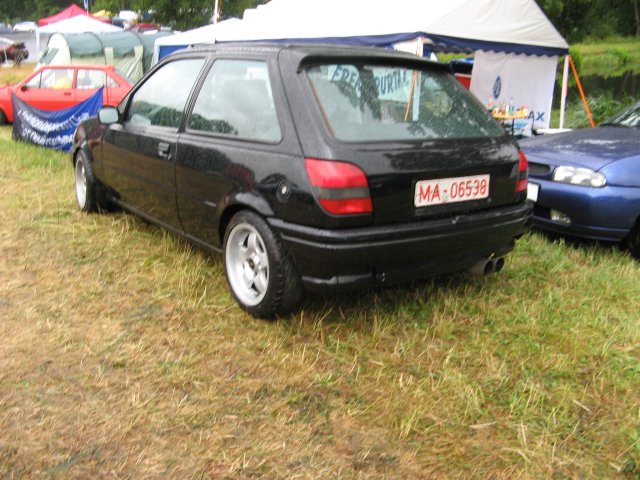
[11, 88, 103, 152]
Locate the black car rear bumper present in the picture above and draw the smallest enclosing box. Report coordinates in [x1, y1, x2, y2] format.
[269, 202, 532, 292]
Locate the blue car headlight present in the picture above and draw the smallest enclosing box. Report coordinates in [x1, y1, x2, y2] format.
[552, 166, 607, 188]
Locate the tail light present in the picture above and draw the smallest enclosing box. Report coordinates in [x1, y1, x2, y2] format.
[304, 158, 373, 215]
[515, 150, 528, 193]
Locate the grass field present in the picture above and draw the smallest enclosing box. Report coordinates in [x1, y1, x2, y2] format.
[1, 123, 640, 478]
[571, 38, 640, 76]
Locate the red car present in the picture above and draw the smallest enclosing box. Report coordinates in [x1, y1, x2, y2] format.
[0, 64, 132, 124]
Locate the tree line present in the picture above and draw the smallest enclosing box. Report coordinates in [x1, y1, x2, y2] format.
[1, 0, 639, 41]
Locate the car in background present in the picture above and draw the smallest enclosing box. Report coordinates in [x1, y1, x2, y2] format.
[0, 64, 132, 124]
[0, 37, 28, 64]
[71, 43, 531, 317]
[520, 100, 640, 257]
[0, 23, 13, 34]
[127, 22, 160, 33]
[13, 21, 38, 32]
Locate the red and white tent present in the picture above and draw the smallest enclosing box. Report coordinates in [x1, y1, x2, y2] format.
[38, 4, 108, 27]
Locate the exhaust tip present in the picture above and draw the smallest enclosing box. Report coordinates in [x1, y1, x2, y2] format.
[468, 258, 495, 276]
[493, 257, 505, 273]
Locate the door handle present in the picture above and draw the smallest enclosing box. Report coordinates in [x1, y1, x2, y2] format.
[157, 142, 172, 159]
[63, 92, 72, 96]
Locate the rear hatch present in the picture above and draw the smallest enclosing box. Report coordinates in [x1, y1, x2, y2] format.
[346, 137, 521, 225]
[301, 60, 523, 225]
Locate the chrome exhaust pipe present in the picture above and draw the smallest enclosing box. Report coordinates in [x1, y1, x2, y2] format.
[468, 258, 495, 276]
[468, 257, 505, 276]
[493, 257, 505, 273]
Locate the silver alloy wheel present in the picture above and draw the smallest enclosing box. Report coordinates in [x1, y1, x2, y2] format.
[75, 158, 87, 209]
[225, 222, 270, 307]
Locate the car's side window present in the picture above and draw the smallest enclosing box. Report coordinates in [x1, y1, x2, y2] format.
[77, 69, 117, 89]
[25, 73, 42, 88]
[37, 69, 74, 89]
[125, 59, 205, 129]
[188, 59, 281, 142]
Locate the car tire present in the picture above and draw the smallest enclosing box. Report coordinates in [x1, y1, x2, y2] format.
[0, 110, 6, 125]
[223, 210, 303, 318]
[625, 220, 640, 259]
[74, 151, 108, 213]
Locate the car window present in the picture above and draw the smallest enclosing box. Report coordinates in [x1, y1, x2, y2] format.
[77, 69, 119, 89]
[125, 59, 205, 129]
[306, 63, 504, 141]
[605, 101, 640, 128]
[187, 59, 281, 142]
[27, 69, 74, 89]
[38, 69, 74, 90]
[25, 72, 42, 88]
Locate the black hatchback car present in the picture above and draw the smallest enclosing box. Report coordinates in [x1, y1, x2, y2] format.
[72, 43, 531, 318]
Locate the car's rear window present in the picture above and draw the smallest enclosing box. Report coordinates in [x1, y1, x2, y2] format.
[306, 63, 504, 141]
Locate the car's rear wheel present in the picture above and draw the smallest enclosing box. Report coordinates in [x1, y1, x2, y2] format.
[625, 220, 640, 259]
[223, 210, 302, 318]
[0, 110, 6, 125]
[75, 151, 108, 213]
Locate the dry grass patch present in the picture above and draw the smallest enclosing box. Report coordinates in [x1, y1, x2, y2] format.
[0, 63, 36, 86]
[1, 127, 640, 478]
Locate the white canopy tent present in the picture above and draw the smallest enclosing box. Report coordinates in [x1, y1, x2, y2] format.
[153, 19, 241, 64]
[35, 15, 122, 62]
[215, 0, 567, 56]
[156, 0, 567, 59]
[154, 0, 570, 128]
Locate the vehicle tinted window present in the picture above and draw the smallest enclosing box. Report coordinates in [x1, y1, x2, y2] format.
[606, 101, 640, 128]
[188, 59, 281, 142]
[307, 63, 504, 141]
[126, 59, 205, 129]
[77, 69, 119, 89]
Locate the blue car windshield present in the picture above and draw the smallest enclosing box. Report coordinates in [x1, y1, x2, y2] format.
[306, 63, 504, 142]
[602, 101, 640, 128]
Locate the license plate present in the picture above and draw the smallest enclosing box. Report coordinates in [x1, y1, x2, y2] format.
[527, 182, 540, 202]
[414, 174, 490, 207]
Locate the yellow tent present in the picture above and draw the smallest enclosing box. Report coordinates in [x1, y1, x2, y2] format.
[92, 10, 113, 19]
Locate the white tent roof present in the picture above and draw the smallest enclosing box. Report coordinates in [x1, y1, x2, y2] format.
[153, 19, 240, 62]
[218, 0, 568, 55]
[154, 0, 567, 62]
[37, 15, 123, 34]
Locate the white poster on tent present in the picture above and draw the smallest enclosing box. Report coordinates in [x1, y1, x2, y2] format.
[470, 51, 558, 131]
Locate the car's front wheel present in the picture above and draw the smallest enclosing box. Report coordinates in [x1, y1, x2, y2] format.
[626, 220, 640, 259]
[223, 210, 302, 318]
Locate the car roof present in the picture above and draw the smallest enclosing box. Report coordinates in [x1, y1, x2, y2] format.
[176, 42, 448, 71]
[35, 64, 118, 71]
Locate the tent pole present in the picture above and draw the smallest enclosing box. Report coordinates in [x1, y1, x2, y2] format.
[213, 0, 220, 24]
[569, 55, 595, 128]
[559, 55, 569, 129]
[35, 29, 40, 63]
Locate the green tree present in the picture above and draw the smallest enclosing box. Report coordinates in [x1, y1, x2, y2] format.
[536, 0, 640, 41]
[1, 0, 85, 22]
[89, 0, 266, 29]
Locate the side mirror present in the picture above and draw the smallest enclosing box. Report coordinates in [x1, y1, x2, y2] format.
[98, 107, 119, 125]
[20, 85, 27, 92]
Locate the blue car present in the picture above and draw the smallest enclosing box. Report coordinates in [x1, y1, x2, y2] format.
[520, 101, 640, 258]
